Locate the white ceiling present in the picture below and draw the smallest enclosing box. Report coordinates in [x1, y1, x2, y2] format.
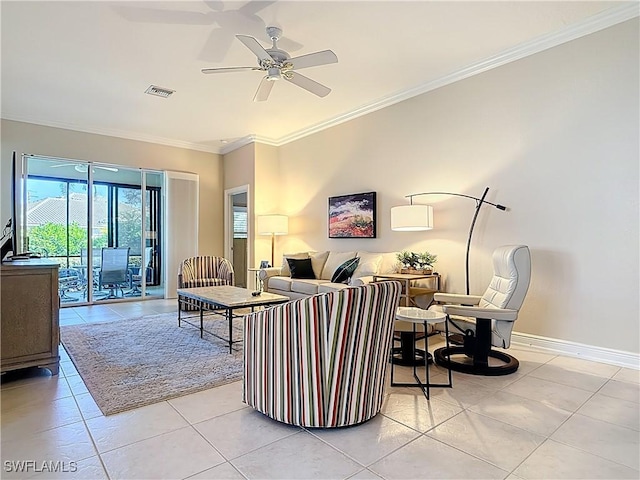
[1, 1, 635, 154]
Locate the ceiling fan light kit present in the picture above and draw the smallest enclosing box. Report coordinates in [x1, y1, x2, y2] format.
[202, 26, 338, 102]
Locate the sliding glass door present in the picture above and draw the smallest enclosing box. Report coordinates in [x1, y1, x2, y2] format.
[24, 155, 164, 305]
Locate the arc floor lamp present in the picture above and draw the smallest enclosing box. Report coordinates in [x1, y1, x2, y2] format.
[391, 187, 506, 294]
[257, 214, 288, 268]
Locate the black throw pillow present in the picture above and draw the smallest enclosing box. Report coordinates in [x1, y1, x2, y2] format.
[331, 257, 360, 284]
[287, 258, 315, 279]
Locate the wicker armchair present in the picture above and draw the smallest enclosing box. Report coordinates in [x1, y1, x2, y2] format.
[177, 256, 234, 311]
[243, 281, 401, 428]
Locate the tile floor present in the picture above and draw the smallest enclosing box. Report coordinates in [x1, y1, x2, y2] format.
[1, 299, 639, 480]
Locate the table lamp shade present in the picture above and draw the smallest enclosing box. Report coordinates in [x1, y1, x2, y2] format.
[391, 205, 433, 231]
[257, 215, 289, 235]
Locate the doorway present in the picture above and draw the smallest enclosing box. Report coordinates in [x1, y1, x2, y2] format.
[224, 186, 250, 288]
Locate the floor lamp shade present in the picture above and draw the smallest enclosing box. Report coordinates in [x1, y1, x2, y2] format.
[257, 215, 289, 267]
[391, 205, 433, 231]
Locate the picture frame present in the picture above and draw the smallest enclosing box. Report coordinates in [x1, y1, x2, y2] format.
[328, 191, 377, 238]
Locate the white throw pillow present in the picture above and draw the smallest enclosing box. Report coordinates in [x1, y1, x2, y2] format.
[309, 251, 329, 279]
[379, 252, 401, 274]
[320, 251, 356, 280]
[352, 252, 382, 278]
[280, 252, 310, 277]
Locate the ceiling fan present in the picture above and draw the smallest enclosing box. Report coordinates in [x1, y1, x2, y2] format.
[202, 26, 338, 102]
[51, 164, 118, 173]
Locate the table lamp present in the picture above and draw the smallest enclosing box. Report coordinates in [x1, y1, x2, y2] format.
[257, 214, 288, 267]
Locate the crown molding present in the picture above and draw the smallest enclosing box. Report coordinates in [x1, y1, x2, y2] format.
[219, 135, 256, 155]
[273, 3, 639, 147]
[1, 114, 223, 155]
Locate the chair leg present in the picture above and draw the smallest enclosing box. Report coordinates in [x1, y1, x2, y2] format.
[125, 285, 142, 297]
[434, 318, 519, 376]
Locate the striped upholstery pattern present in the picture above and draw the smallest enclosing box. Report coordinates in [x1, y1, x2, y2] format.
[243, 281, 401, 428]
[177, 256, 235, 311]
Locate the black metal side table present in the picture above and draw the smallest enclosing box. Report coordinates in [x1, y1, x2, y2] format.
[390, 307, 453, 399]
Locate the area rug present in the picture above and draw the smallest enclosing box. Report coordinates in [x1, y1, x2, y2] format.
[60, 312, 244, 415]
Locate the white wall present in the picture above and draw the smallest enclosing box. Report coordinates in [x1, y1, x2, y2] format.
[223, 143, 255, 267]
[272, 20, 639, 354]
[0, 120, 224, 256]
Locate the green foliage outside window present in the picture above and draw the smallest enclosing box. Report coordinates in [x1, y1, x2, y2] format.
[117, 210, 142, 257]
[28, 222, 107, 257]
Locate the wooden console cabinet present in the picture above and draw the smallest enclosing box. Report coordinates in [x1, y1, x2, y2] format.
[1, 259, 60, 375]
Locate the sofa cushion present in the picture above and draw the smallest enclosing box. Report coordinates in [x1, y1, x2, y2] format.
[318, 282, 351, 294]
[332, 257, 360, 284]
[321, 251, 356, 280]
[269, 276, 293, 292]
[309, 251, 329, 279]
[287, 258, 315, 279]
[281, 252, 310, 277]
[353, 252, 382, 278]
[291, 279, 330, 295]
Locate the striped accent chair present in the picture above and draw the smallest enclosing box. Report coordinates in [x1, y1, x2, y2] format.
[243, 281, 401, 428]
[177, 256, 234, 311]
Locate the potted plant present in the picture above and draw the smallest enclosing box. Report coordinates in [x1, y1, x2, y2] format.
[417, 251, 437, 273]
[397, 251, 416, 273]
[397, 250, 437, 274]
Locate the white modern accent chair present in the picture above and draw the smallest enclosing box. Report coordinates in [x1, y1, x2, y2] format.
[432, 245, 531, 376]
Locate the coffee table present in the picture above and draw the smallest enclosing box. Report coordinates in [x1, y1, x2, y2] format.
[390, 307, 453, 399]
[176, 286, 290, 353]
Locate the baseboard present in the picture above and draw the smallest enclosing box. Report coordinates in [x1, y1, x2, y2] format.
[512, 332, 640, 370]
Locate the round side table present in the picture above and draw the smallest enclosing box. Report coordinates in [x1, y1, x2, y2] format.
[390, 307, 453, 399]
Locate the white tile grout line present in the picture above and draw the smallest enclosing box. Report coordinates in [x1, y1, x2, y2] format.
[62, 373, 113, 480]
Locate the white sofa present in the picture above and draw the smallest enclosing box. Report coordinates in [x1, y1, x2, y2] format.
[259, 251, 400, 300]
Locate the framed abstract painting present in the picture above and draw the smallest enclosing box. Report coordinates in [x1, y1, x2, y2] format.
[328, 191, 377, 238]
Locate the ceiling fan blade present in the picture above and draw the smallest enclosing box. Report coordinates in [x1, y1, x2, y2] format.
[113, 5, 214, 25]
[202, 66, 260, 74]
[236, 35, 272, 63]
[238, 1, 275, 16]
[285, 72, 331, 98]
[50, 163, 118, 173]
[199, 28, 235, 63]
[203, 1, 224, 11]
[253, 77, 274, 102]
[289, 50, 338, 70]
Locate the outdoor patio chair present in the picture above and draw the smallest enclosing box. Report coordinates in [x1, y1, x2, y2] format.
[99, 247, 131, 298]
[58, 268, 81, 302]
[127, 246, 154, 297]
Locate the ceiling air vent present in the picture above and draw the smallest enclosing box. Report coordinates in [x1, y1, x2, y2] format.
[145, 85, 175, 98]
